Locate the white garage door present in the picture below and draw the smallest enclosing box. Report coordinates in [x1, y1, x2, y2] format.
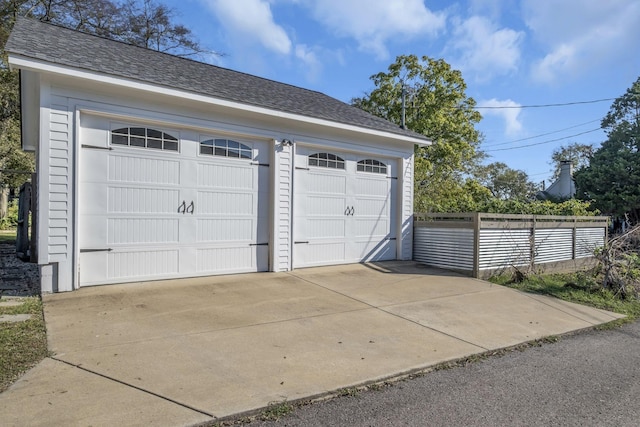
[293, 147, 397, 268]
[78, 116, 269, 286]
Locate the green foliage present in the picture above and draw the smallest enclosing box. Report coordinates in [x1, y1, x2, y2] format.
[490, 272, 640, 322]
[352, 54, 483, 213]
[0, 115, 34, 189]
[550, 143, 594, 180]
[1, 0, 213, 191]
[473, 162, 539, 201]
[477, 198, 599, 216]
[1, 0, 211, 58]
[261, 400, 294, 421]
[574, 76, 640, 222]
[0, 297, 49, 392]
[0, 198, 18, 229]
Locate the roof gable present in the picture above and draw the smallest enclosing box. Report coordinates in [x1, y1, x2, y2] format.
[6, 17, 429, 143]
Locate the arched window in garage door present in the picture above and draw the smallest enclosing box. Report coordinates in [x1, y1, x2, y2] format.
[308, 152, 345, 169]
[200, 138, 252, 159]
[357, 159, 387, 174]
[111, 127, 179, 151]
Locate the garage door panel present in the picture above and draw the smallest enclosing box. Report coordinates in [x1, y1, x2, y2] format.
[78, 216, 108, 248]
[108, 154, 180, 185]
[355, 177, 389, 196]
[107, 218, 179, 244]
[108, 249, 180, 279]
[305, 173, 347, 194]
[196, 246, 258, 272]
[196, 219, 254, 242]
[354, 198, 389, 216]
[197, 191, 254, 215]
[305, 219, 346, 239]
[197, 163, 254, 189]
[306, 196, 347, 216]
[296, 242, 347, 266]
[354, 218, 389, 237]
[354, 240, 395, 261]
[79, 182, 109, 214]
[108, 187, 180, 214]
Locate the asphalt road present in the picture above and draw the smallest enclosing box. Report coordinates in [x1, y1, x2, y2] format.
[248, 320, 640, 427]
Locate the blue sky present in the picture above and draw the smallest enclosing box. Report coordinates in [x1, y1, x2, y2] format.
[164, 0, 640, 186]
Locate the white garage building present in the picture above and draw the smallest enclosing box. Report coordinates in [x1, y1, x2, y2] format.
[7, 18, 429, 292]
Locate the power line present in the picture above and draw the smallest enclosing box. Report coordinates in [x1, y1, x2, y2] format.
[485, 128, 602, 152]
[482, 118, 601, 147]
[475, 98, 615, 109]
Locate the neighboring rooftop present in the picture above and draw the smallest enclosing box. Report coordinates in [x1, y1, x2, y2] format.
[6, 17, 428, 142]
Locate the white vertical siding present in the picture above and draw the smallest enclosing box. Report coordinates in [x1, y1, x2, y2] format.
[47, 96, 71, 262]
[274, 142, 293, 271]
[400, 154, 414, 260]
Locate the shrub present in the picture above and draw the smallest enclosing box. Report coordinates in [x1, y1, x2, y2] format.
[0, 200, 19, 230]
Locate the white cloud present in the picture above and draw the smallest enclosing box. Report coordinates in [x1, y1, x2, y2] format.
[305, 0, 446, 59]
[448, 16, 524, 81]
[294, 44, 322, 82]
[478, 98, 523, 136]
[204, 0, 292, 55]
[523, 0, 640, 83]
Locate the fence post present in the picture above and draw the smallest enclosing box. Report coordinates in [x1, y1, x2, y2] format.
[30, 172, 38, 263]
[530, 215, 536, 271]
[572, 217, 577, 260]
[473, 212, 480, 278]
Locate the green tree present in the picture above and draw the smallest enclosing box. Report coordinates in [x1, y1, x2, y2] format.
[574, 77, 640, 222]
[550, 142, 594, 180]
[352, 54, 483, 212]
[474, 162, 538, 201]
[0, 0, 214, 217]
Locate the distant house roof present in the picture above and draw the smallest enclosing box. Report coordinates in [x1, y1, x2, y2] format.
[6, 17, 429, 143]
[537, 160, 576, 200]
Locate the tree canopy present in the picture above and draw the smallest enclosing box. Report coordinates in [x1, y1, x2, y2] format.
[473, 162, 538, 201]
[352, 54, 483, 212]
[0, 0, 214, 197]
[574, 76, 640, 222]
[550, 142, 594, 181]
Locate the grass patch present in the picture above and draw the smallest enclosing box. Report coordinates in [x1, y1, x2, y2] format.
[490, 272, 640, 322]
[0, 229, 16, 245]
[0, 297, 49, 392]
[260, 400, 294, 421]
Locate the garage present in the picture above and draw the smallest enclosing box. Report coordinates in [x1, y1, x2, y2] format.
[293, 146, 397, 268]
[78, 115, 269, 286]
[7, 18, 428, 292]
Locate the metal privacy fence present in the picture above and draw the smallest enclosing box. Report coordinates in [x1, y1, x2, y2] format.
[413, 213, 609, 278]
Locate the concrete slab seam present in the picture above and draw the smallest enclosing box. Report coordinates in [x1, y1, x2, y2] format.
[285, 272, 490, 351]
[47, 306, 381, 354]
[49, 356, 216, 419]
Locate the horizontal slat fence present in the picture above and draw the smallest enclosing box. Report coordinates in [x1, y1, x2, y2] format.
[414, 213, 608, 278]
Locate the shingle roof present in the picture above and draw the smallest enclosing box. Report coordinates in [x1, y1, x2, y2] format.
[6, 17, 428, 142]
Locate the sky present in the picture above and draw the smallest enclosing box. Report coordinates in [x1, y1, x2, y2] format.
[163, 0, 640, 187]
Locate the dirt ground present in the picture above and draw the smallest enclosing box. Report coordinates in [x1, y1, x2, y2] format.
[0, 243, 40, 297]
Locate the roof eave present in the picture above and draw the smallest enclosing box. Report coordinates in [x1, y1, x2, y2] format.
[8, 54, 432, 146]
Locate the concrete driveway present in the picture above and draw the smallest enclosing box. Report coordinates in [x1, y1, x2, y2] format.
[0, 262, 623, 426]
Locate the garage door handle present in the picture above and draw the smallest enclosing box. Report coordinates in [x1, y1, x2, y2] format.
[345, 206, 354, 216]
[80, 248, 113, 253]
[186, 201, 194, 214]
[178, 200, 186, 213]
